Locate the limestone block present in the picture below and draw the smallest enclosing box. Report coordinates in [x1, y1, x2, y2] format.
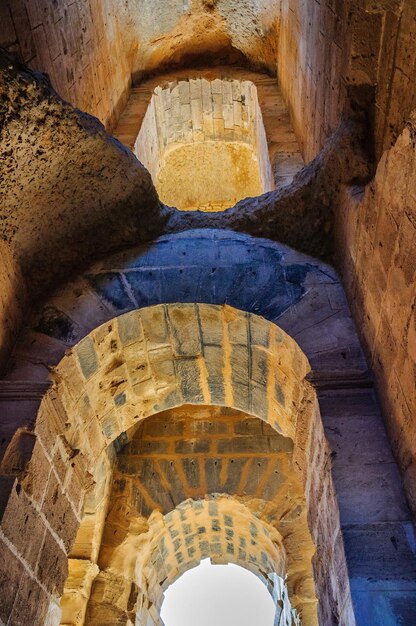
[0, 428, 36, 479]
[167, 304, 201, 357]
[0, 482, 45, 571]
[7, 569, 52, 625]
[41, 475, 80, 552]
[38, 528, 69, 595]
[190, 97, 203, 131]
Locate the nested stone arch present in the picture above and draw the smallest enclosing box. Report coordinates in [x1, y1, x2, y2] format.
[12, 303, 310, 622]
[51, 303, 309, 477]
[0, 301, 351, 625]
[3, 230, 367, 395]
[52, 304, 315, 623]
[134, 496, 299, 626]
[78, 405, 318, 626]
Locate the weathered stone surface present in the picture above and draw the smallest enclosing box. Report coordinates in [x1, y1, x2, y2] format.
[1, 305, 350, 625]
[131, 497, 304, 626]
[162, 112, 371, 261]
[116, 70, 301, 205]
[319, 387, 416, 626]
[2, 0, 413, 164]
[117, 405, 294, 506]
[0, 4, 415, 626]
[336, 117, 416, 522]
[277, 1, 416, 162]
[5, 231, 368, 388]
[0, 48, 372, 371]
[0, 50, 162, 372]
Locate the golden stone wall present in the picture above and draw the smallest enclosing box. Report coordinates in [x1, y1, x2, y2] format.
[135, 77, 273, 210]
[0, 0, 282, 131]
[0, 0, 135, 129]
[277, 1, 416, 161]
[336, 119, 416, 514]
[0, 304, 353, 625]
[115, 68, 304, 195]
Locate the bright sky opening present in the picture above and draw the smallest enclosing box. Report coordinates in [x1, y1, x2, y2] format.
[161, 558, 276, 626]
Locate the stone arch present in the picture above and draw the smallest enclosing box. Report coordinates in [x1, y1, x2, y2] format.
[134, 496, 298, 626]
[74, 405, 318, 626]
[42, 303, 314, 624]
[53, 302, 308, 474]
[0, 235, 359, 625]
[3, 230, 366, 392]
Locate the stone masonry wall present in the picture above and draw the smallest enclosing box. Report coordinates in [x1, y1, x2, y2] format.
[135, 77, 274, 210]
[336, 119, 416, 516]
[1, 233, 414, 626]
[116, 406, 297, 518]
[116, 405, 343, 624]
[53, 303, 309, 469]
[276, 0, 350, 162]
[0, 304, 310, 625]
[277, 1, 416, 162]
[0, 0, 282, 130]
[0, 0, 136, 129]
[135, 497, 296, 626]
[68, 401, 353, 624]
[115, 68, 303, 194]
[0, 408, 93, 624]
[82, 405, 322, 625]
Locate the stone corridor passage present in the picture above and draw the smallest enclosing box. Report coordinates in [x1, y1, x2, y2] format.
[1, 1, 416, 626]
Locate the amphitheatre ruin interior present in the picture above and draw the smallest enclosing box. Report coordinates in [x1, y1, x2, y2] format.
[0, 1, 416, 624]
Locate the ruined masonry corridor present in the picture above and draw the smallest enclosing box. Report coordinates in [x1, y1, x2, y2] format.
[0, 2, 416, 626]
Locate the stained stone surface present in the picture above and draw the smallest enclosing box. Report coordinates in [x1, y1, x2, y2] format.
[0, 51, 162, 370]
[0, 0, 282, 130]
[0, 2, 416, 625]
[336, 118, 416, 526]
[5, 230, 367, 388]
[0, 238, 414, 624]
[116, 70, 300, 201]
[133, 496, 298, 626]
[84, 407, 320, 625]
[0, 49, 370, 372]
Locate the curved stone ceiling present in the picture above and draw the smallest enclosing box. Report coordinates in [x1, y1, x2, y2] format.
[129, 0, 281, 75]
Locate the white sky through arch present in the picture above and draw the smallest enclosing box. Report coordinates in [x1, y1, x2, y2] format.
[160, 558, 276, 626]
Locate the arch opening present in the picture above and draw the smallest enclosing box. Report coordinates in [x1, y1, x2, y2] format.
[161, 559, 275, 626]
[134, 497, 299, 626]
[135, 78, 274, 211]
[1, 304, 352, 626]
[160, 558, 277, 626]
[60, 403, 316, 625]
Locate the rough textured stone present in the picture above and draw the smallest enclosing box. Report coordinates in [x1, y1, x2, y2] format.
[0, 47, 372, 371]
[1, 3, 416, 626]
[4, 231, 368, 388]
[1, 304, 352, 626]
[122, 496, 306, 626]
[336, 117, 416, 522]
[116, 70, 300, 205]
[0, 50, 162, 373]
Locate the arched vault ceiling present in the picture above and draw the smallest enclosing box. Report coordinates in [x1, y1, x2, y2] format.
[0, 51, 370, 370]
[6, 230, 368, 388]
[131, 0, 281, 74]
